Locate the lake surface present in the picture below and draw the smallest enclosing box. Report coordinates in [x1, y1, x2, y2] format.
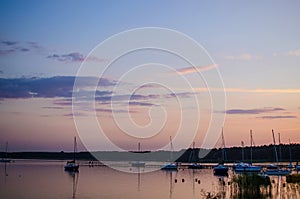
[0, 160, 299, 199]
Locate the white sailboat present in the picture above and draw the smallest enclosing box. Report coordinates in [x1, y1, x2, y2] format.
[64, 137, 79, 172]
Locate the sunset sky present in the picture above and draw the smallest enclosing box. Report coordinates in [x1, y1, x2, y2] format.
[0, 1, 300, 152]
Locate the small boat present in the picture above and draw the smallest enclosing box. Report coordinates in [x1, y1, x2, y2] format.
[265, 169, 291, 176]
[161, 136, 178, 171]
[265, 130, 290, 176]
[234, 130, 262, 173]
[131, 161, 145, 167]
[267, 164, 278, 170]
[64, 137, 79, 172]
[188, 163, 202, 169]
[131, 143, 145, 167]
[287, 139, 293, 169]
[0, 142, 11, 163]
[287, 163, 294, 169]
[214, 164, 228, 175]
[161, 163, 178, 171]
[213, 128, 228, 175]
[187, 142, 202, 169]
[234, 162, 262, 173]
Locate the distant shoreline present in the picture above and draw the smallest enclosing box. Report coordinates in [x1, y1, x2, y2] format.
[1, 144, 299, 163]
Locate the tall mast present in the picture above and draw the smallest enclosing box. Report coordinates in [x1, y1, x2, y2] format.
[170, 136, 174, 161]
[272, 129, 279, 163]
[138, 142, 141, 152]
[289, 138, 292, 164]
[250, 129, 253, 164]
[73, 137, 76, 161]
[5, 142, 8, 159]
[241, 141, 244, 162]
[221, 128, 227, 162]
[278, 132, 282, 162]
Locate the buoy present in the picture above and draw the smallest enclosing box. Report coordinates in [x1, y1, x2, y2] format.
[182, 178, 185, 183]
[195, 178, 197, 182]
[198, 180, 200, 184]
[175, 179, 177, 183]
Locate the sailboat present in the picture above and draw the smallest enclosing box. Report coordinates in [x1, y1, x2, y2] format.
[64, 137, 79, 172]
[188, 142, 202, 169]
[213, 128, 228, 175]
[0, 142, 11, 163]
[287, 139, 293, 169]
[131, 142, 146, 167]
[265, 130, 290, 176]
[233, 130, 262, 173]
[161, 136, 178, 171]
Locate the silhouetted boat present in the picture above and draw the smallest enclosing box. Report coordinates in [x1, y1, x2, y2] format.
[0, 142, 11, 163]
[233, 130, 261, 173]
[131, 142, 145, 167]
[187, 142, 202, 169]
[188, 163, 202, 169]
[265, 130, 290, 176]
[64, 137, 79, 172]
[213, 164, 228, 175]
[287, 139, 293, 169]
[213, 128, 228, 175]
[265, 169, 290, 176]
[161, 163, 178, 170]
[234, 162, 262, 173]
[161, 136, 178, 171]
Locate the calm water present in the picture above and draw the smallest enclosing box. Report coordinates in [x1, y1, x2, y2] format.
[0, 160, 299, 199]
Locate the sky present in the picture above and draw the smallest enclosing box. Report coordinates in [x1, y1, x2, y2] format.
[0, 0, 300, 152]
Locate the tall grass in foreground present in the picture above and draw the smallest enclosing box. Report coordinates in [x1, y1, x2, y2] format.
[231, 174, 272, 199]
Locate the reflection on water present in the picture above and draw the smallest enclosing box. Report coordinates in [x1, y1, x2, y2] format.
[0, 160, 299, 199]
[65, 171, 78, 199]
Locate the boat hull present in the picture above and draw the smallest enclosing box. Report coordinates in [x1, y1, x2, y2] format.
[234, 164, 262, 173]
[265, 169, 291, 176]
[0, 159, 11, 163]
[64, 164, 79, 172]
[161, 163, 178, 171]
[131, 161, 145, 167]
[188, 164, 202, 169]
[213, 164, 228, 175]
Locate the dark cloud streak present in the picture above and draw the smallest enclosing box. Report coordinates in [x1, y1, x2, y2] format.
[225, 107, 285, 115]
[0, 76, 115, 99]
[257, 115, 297, 119]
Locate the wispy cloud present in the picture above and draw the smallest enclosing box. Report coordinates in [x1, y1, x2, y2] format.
[47, 52, 84, 62]
[176, 64, 218, 75]
[47, 52, 106, 63]
[224, 53, 261, 61]
[194, 87, 300, 94]
[129, 101, 157, 107]
[0, 39, 42, 55]
[0, 76, 115, 99]
[1, 40, 18, 46]
[96, 108, 137, 114]
[225, 107, 285, 115]
[288, 49, 300, 57]
[257, 115, 297, 119]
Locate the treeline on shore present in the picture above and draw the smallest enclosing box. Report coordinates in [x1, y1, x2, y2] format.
[1, 144, 299, 163]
